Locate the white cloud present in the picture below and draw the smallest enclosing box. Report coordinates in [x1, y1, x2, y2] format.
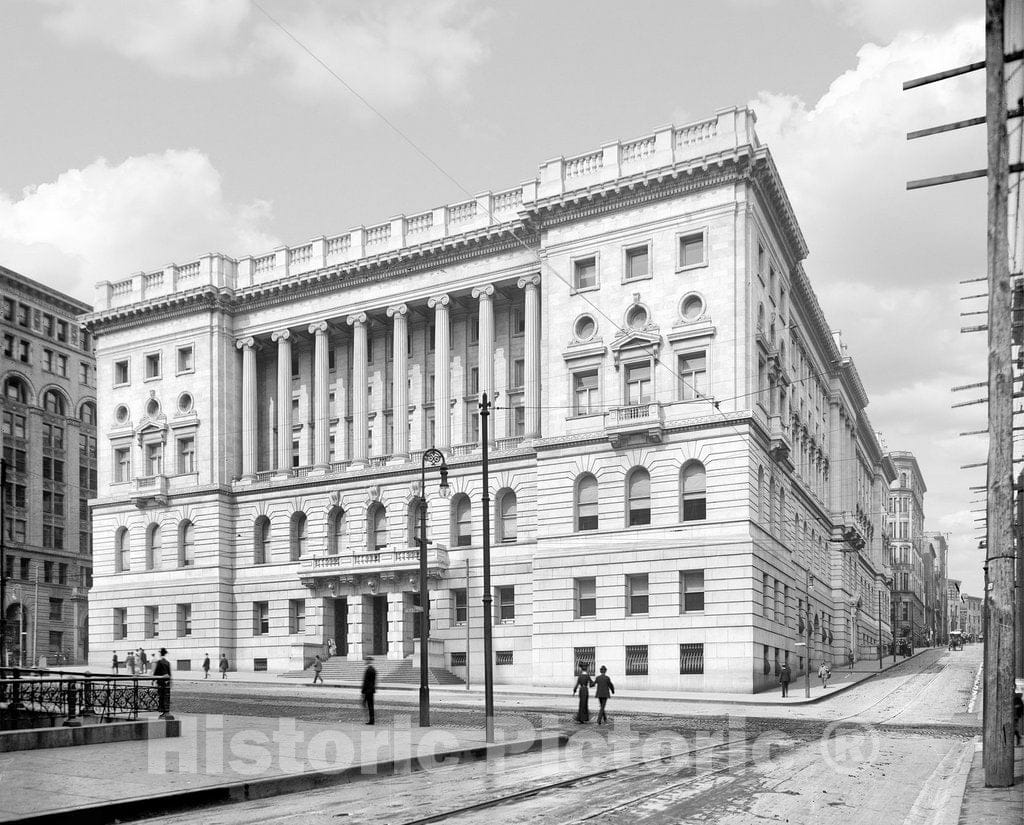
[0, 149, 278, 302]
[36, 0, 487, 110]
[750, 19, 988, 591]
[813, 0, 977, 40]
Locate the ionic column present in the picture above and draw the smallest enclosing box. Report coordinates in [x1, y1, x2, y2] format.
[428, 294, 451, 449]
[518, 274, 541, 438]
[309, 321, 330, 470]
[271, 329, 292, 473]
[472, 284, 494, 444]
[235, 337, 257, 480]
[347, 313, 368, 465]
[387, 304, 410, 459]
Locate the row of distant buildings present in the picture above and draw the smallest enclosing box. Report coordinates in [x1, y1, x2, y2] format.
[0, 108, 960, 689]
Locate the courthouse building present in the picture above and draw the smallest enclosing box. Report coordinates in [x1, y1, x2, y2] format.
[85, 107, 896, 691]
[2, 266, 96, 665]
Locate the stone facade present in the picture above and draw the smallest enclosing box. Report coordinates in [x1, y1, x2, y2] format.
[85, 107, 896, 692]
[1, 265, 95, 666]
[887, 452, 928, 646]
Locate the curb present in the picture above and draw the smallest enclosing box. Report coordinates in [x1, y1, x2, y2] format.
[10, 731, 569, 825]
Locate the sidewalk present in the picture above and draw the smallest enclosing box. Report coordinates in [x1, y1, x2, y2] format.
[0, 712, 567, 823]
[958, 743, 1024, 824]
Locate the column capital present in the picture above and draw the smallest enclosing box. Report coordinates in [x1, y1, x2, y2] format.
[427, 293, 450, 309]
[271, 329, 291, 343]
[517, 274, 541, 290]
[235, 336, 256, 350]
[386, 303, 409, 319]
[346, 312, 368, 327]
[308, 321, 329, 335]
[471, 284, 495, 300]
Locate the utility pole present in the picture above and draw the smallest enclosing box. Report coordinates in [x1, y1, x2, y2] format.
[984, 0, 1017, 788]
[479, 392, 494, 743]
[877, 590, 884, 670]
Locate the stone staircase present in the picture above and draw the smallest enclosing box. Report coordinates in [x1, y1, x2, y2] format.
[283, 655, 464, 686]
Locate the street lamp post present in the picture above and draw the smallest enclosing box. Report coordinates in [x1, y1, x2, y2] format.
[479, 393, 495, 743]
[418, 447, 449, 728]
[803, 568, 814, 698]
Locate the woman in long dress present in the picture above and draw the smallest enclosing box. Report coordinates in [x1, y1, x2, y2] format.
[573, 668, 595, 723]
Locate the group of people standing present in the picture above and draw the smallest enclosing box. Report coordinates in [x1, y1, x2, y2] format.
[111, 648, 153, 675]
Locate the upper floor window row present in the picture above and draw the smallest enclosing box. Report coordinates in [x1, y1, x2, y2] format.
[573, 463, 707, 532]
[113, 345, 195, 387]
[570, 230, 708, 292]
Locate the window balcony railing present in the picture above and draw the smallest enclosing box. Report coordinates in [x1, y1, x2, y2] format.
[130, 475, 168, 509]
[298, 544, 449, 584]
[604, 402, 664, 447]
[768, 415, 793, 468]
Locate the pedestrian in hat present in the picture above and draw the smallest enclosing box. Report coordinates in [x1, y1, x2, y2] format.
[202, 653, 211, 679]
[111, 651, 120, 674]
[152, 648, 172, 717]
[312, 654, 324, 685]
[361, 657, 377, 725]
[219, 653, 229, 678]
[594, 665, 615, 725]
[572, 665, 595, 723]
[778, 661, 792, 697]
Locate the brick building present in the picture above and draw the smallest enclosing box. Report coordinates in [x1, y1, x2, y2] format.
[2, 266, 96, 665]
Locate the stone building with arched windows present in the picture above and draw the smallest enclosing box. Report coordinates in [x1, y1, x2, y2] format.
[1, 265, 96, 666]
[84, 108, 897, 691]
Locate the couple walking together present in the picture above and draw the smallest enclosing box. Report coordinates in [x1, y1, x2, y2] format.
[573, 665, 614, 724]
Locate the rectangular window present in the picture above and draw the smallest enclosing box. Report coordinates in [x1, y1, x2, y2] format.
[114, 447, 131, 482]
[495, 651, 514, 666]
[624, 362, 651, 405]
[468, 367, 479, 395]
[289, 599, 306, 634]
[625, 245, 650, 280]
[44, 560, 54, 582]
[17, 303, 29, 327]
[450, 651, 467, 667]
[573, 369, 599, 416]
[79, 362, 91, 385]
[452, 589, 467, 624]
[678, 351, 707, 401]
[627, 574, 649, 615]
[1, 298, 12, 321]
[176, 345, 194, 374]
[625, 644, 649, 676]
[177, 437, 196, 474]
[145, 352, 161, 379]
[466, 401, 479, 443]
[575, 578, 596, 618]
[574, 646, 596, 675]
[468, 315, 479, 344]
[680, 570, 705, 612]
[58, 563, 68, 585]
[513, 405, 525, 437]
[145, 443, 163, 476]
[56, 354, 68, 378]
[56, 319, 68, 342]
[145, 606, 159, 638]
[497, 586, 515, 622]
[17, 340, 29, 363]
[19, 558, 30, 579]
[511, 307, 525, 336]
[114, 607, 127, 640]
[254, 601, 270, 635]
[49, 598, 63, 621]
[114, 359, 129, 385]
[43, 348, 55, 373]
[512, 359, 525, 390]
[1, 333, 12, 358]
[177, 604, 192, 637]
[49, 630, 63, 653]
[679, 643, 704, 675]
[573, 256, 597, 290]
[678, 231, 706, 268]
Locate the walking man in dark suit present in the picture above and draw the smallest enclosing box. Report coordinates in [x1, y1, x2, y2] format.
[779, 661, 792, 697]
[361, 656, 377, 725]
[594, 665, 615, 725]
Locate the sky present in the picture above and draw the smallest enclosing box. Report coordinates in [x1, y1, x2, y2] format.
[0, 0, 995, 593]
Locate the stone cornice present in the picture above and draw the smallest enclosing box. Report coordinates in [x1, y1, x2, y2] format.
[82, 287, 232, 335]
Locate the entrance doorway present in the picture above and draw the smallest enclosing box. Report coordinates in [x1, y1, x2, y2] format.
[333, 598, 348, 656]
[371, 595, 388, 655]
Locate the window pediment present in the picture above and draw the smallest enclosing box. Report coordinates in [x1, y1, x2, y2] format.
[610, 328, 660, 365]
[562, 339, 607, 363]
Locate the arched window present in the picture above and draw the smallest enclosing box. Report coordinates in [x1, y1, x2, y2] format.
[900, 472, 909, 488]
[407, 497, 424, 547]
[146, 523, 162, 570]
[290, 513, 307, 561]
[42, 389, 66, 416]
[79, 401, 96, 425]
[179, 520, 195, 567]
[115, 527, 130, 573]
[626, 468, 651, 526]
[778, 488, 786, 541]
[368, 503, 388, 551]
[452, 495, 472, 547]
[681, 462, 706, 522]
[327, 508, 346, 556]
[3, 376, 28, 404]
[496, 489, 518, 542]
[575, 474, 598, 531]
[768, 477, 776, 531]
[254, 516, 271, 565]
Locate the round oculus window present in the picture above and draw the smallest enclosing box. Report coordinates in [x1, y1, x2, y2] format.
[680, 293, 705, 322]
[114, 404, 129, 424]
[145, 398, 160, 417]
[178, 393, 194, 413]
[574, 314, 596, 342]
[625, 305, 648, 330]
